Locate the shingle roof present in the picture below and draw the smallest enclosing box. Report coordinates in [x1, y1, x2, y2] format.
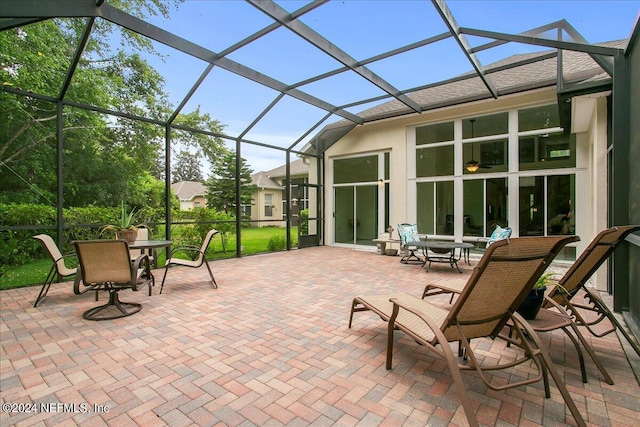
[264, 159, 309, 178]
[251, 171, 281, 189]
[320, 40, 624, 131]
[171, 181, 207, 201]
[251, 159, 309, 189]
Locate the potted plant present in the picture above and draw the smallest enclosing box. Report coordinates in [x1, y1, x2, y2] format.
[516, 272, 558, 320]
[100, 202, 141, 244]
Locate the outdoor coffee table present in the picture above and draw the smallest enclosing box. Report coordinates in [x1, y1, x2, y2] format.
[413, 241, 474, 273]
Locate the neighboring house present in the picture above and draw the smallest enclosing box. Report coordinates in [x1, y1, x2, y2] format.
[250, 159, 309, 227]
[307, 40, 624, 289]
[171, 181, 207, 211]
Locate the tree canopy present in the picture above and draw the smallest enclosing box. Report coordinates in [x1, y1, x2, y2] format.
[0, 0, 227, 211]
[206, 151, 256, 219]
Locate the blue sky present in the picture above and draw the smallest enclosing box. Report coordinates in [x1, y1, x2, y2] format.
[139, 0, 639, 173]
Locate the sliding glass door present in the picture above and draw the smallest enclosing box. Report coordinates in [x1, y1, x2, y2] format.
[334, 185, 378, 245]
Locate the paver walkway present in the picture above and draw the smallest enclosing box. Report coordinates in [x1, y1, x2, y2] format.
[1, 246, 639, 426]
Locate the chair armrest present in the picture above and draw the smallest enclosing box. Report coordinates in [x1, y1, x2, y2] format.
[131, 254, 152, 292]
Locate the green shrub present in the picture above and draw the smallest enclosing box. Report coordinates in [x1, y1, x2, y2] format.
[267, 235, 286, 252]
[299, 209, 309, 235]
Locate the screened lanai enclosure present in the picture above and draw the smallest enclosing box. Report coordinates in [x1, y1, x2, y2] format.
[1, 1, 639, 329]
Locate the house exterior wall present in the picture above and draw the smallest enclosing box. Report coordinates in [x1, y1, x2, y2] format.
[178, 195, 207, 211]
[251, 188, 284, 227]
[321, 87, 610, 275]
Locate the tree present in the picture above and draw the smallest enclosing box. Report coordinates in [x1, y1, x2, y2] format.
[171, 107, 227, 171]
[206, 151, 257, 219]
[172, 150, 203, 183]
[0, 0, 231, 211]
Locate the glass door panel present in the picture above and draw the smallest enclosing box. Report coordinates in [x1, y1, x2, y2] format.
[334, 187, 354, 244]
[355, 185, 378, 246]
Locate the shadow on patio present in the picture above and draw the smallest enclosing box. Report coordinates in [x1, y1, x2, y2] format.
[1, 246, 639, 426]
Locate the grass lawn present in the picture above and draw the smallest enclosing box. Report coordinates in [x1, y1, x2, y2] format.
[0, 227, 300, 291]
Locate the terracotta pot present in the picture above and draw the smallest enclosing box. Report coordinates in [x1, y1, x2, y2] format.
[116, 229, 137, 244]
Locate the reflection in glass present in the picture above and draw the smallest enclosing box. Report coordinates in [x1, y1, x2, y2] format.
[463, 178, 508, 237]
[518, 104, 560, 132]
[519, 174, 575, 237]
[333, 185, 378, 245]
[416, 121, 454, 145]
[334, 156, 378, 183]
[416, 181, 454, 236]
[417, 146, 454, 177]
[547, 175, 574, 236]
[463, 139, 508, 174]
[462, 112, 508, 139]
[519, 133, 575, 170]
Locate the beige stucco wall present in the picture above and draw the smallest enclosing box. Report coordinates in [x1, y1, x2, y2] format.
[251, 188, 284, 227]
[320, 86, 609, 260]
[179, 195, 207, 210]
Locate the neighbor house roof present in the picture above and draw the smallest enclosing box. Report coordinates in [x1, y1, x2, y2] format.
[251, 171, 281, 190]
[264, 159, 309, 178]
[251, 159, 309, 189]
[171, 181, 207, 201]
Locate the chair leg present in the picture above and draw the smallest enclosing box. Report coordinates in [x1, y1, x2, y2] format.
[159, 266, 170, 294]
[585, 290, 640, 358]
[514, 314, 586, 427]
[565, 322, 614, 384]
[204, 259, 217, 288]
[82, 290, 142, 321]
[34, 266, 56, 307]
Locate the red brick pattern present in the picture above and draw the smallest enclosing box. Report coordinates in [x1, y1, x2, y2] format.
[1, 246, 639, 426]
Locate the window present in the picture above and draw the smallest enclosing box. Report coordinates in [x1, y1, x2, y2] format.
[519, 133, 576, 170]
[264, 193, 273, 217]
[194, 201, 200, 208]
[334, 156, 378, 183]
[462, 113, 508, 139]
[417, 145, 454, 177]
[463, 178, 508, 237]
[519, 174, 575, 237]
[416, 181, 454, 235]
[463, 139, 508, 174]
[416, 121, 454, 145]
[416, 121, 454, 177]
[462, 113, 509, 174]
[518, 104, 560, 132]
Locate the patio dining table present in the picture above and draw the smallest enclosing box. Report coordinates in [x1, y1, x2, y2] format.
[413, 241, 474, 273]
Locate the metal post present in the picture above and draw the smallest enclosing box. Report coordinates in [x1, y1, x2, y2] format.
[285, 150, 291, 250]
[165, 125, 172, 241]
[56, 101, 64, 246]
[236, 138, 242, 257]
[611, 52, 631, 312]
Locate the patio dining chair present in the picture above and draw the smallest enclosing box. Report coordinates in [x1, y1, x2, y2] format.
[32, 234, 79, 307]
[349, 236, 585, 427]
[544, 225, 640, 357]
[74, 240, 154, 320]
[397, 223, 423, 264]
[159, 229, 218, 294]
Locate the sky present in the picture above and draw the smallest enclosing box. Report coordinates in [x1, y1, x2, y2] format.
[137, 0, 640, 174]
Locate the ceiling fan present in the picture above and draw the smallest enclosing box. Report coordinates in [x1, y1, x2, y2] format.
[465, 119, 492, 172]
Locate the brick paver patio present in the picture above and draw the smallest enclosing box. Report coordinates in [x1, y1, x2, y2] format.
[1, 246, 639, 426]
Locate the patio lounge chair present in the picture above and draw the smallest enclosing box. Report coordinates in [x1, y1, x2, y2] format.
[544, 225, 640, 357]
[74, 240, 154, 320]
[159, 229, 218, 294]
[349, 236, 585, 427]
[32, 234, 79, 307]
